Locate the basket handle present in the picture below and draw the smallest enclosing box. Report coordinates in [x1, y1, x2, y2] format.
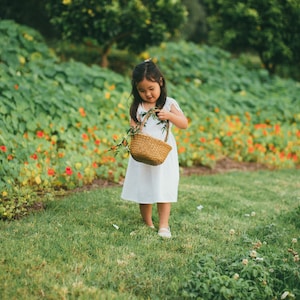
[139, 108, 170, 142]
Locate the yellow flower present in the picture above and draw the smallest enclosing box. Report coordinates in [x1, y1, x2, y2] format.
[23, 33, 33, 41]
[35, 175, 42, 185]
[62, 0, 72, 5]
[2, 191, 8, 197]
[18, 56, 26, 65]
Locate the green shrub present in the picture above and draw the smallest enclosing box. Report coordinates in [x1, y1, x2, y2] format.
[0, 20, 299, 219]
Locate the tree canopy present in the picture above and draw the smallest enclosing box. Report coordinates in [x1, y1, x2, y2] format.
[201, 0, 300, 74]
[45, 0, 187, 67]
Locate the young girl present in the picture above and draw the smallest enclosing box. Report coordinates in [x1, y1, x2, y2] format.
[121, 60, 188, 238]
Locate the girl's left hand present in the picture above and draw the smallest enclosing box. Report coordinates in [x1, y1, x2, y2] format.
[156, 109, 170, 121]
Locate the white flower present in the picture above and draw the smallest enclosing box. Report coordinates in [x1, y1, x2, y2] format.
[197, 205, 204, 210]
[251, 211, 256, 217]
[242, 259, 248, 265]
[250, 250, 257, 258]
[233, 273, 239, 280]
[292, 238, 297, 244]
[112, 224, 119, 230]
[281, 291, 290, 299]
[229, 229, 235, 235]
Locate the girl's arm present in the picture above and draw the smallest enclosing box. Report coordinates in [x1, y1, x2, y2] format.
[157, 105, 188, 129]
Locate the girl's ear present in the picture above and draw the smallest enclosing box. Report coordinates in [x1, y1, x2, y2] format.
[159, 77, 164, 86]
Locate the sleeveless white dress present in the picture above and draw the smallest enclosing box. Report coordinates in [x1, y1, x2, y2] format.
[121, 97, 182, 204]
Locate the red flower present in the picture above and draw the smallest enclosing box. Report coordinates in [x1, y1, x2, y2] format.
[65, 166, 73, 176]
[77, 172, 83, 179]
[30, 153, 38, 160]
[36, 131, 44, 138]
[95, 139, 101, 146]
[48, 168, 55, 176]
[14, 84, 19, 90]
[0, 145, 7, 152]
[92, 162, 98, 168]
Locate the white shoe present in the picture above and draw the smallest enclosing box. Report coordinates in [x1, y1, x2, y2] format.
[158, 227, 171, 238]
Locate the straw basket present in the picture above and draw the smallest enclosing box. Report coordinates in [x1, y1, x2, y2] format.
[130, 109, 172, 166]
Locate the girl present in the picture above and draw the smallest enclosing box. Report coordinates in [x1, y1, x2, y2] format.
[121, 60, 188, 238]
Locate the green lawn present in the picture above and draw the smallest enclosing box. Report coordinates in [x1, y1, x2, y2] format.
[1, 169, 299, 299]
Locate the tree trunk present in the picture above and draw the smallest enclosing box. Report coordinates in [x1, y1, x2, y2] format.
[100, 44, 111, 68]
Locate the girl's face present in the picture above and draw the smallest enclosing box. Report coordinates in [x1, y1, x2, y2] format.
[136, 78, 161, 104]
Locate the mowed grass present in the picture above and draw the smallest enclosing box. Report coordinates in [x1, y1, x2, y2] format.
[0, 169, 299, 299]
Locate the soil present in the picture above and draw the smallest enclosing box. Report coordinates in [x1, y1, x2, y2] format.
[72, 157, 268, 193]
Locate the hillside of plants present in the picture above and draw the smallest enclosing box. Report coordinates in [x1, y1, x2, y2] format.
[0, 20, 299, 220]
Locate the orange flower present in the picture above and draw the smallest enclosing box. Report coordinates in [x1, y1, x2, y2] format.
[214, 138, 222, 146]
[178, 146, 186, 154]
[112, 134, 118, 141]
[82, 133, 89, 141]
[92, 162, 98, 168]
[254, 124, 268, 129]
[200, 137, 206, 143]
[14, 84, 19, 90]
[77, 172, 83, 179]
[248, 146, 255, 153]
[79, 107, 86, 117]
[48, 168, 55, 176]
[274, 124, 281, 134]
[95, 139, 101, 146]
[245, 111, 251, 121]
[7, 154, 13, 160]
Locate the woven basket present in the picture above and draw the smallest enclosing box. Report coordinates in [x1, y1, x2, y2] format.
[130, 109, 172, 166]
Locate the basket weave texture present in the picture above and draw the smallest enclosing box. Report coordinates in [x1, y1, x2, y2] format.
[130, 109, 172, 166]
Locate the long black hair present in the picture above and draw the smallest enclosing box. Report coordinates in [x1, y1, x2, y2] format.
[129, 60, 167, 123]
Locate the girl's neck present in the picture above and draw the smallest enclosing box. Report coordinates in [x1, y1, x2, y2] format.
[141, 101, 156, 111]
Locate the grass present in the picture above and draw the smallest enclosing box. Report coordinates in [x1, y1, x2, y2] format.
[0, 169, 299, 299]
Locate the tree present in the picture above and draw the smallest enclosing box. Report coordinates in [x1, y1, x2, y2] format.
[201, 0, 300, 74]
[45, 0, 187, 67]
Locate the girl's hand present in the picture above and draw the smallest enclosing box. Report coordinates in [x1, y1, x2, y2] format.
[157, 106, 188, 129]
[156, 109, 170, 121]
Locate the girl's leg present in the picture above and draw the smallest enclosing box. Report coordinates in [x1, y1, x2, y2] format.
[139, 204, 154, 227]
[157, 202, 171, 229]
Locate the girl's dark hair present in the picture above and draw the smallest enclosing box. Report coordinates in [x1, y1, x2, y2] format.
[129, 60, 167, 123]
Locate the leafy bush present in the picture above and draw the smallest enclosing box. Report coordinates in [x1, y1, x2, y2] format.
[181, 249, 300, 299]
[0, 20, 299, 219]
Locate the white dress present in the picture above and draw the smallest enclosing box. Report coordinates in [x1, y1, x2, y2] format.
[121, 97, 182, 204]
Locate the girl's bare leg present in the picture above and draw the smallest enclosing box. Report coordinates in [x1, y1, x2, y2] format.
[139, 204, 154, 227]
[157, 203, 171, 229]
